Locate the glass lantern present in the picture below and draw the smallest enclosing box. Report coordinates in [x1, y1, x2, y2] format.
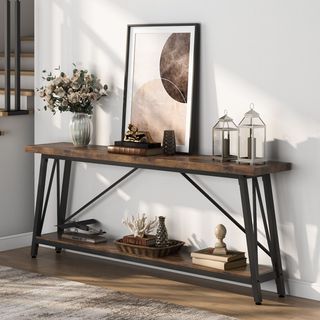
[212, 111, 238, 162]
[238, 104, 266, 165]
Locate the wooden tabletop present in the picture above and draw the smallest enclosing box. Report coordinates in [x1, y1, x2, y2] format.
[25, 142, 291, 177]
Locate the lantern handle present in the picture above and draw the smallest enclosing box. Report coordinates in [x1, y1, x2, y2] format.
[224, 109, 228, 115]
[250, 103, 255, 110]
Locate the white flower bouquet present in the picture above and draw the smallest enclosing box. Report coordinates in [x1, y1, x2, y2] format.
[37, 65, 108, 114]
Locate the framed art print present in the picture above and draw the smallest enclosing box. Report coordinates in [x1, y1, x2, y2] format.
[122, 24, 200, 153]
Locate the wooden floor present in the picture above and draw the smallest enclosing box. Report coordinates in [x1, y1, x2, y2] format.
[0, 247, 319, 320]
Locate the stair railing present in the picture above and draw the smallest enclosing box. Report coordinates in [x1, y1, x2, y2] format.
[4, 0, 21, 113]
[4, 0, 10, 111]
[15, 0, 21, 110]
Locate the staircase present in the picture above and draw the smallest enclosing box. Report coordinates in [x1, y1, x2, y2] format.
[0, 35, 34, 115]
[0, 0, 34, 117]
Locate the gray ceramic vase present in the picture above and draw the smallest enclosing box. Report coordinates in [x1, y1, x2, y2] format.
[69, 113, 92, 147]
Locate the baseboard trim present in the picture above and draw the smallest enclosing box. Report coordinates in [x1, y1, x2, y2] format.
[0, 232, 32, 252]
[286, 278, 320, 301]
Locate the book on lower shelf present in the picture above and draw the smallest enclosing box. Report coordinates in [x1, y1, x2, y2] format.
[61, 232, 108, 244]
[191, 248, 245, 262]
[192, 257, 247, 271]
[107, 145, 163, 156]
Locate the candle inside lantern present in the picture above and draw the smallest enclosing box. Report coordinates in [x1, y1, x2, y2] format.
[247, 129, 256, 159]
[223, 136, 230, 158]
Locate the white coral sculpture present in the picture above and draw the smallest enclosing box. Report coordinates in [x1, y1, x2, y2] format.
[122, 214, 158, 238]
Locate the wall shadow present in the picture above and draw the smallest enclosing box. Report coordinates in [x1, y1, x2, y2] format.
[267, 137, 320, 291]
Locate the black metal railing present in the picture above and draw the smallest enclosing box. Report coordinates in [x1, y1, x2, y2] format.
[4, 0, 21, 113]
[4, 0, 11, 111]
[14, 0, 21, 110]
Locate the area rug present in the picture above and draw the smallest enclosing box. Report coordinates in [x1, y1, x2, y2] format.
[0, 266, 237, 320]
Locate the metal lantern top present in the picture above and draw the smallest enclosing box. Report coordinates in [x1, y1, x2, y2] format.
[238, 104, 265, 128]
[213, 111, 238, 131]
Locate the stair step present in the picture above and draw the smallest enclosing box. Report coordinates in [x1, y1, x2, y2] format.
[0, 88, 34, 96]
[0, 109, 31, 117]
[0, 52, 34, 58]
[21, 36, 34, 42]
[0, 94, 34, 110]
[0, 70, 34, 76]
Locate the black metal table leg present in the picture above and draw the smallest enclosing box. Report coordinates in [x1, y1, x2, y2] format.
[56, 160, 72, 253]
[238, 176, 262, 304]
[31, 155, 48, 258]
[262, 174, 285, 297]
[55, 160, 61, 253]
[58, 160, 72, 226]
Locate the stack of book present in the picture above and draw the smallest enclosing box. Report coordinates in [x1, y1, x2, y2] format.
[60, 219, 108, 244]
[62, 231, 108, 244]
[107, 141, 163, 156]
[191, 248, 246, 271]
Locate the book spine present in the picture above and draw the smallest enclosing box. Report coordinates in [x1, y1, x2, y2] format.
[192, 257, 246, 270]
[191, 253, 227, 262]
[108, 146, 163, 156]
[114, 141, 161, 149]
[192, 257, 225, 269]
[190, 252, 245, 262]
[108, 146, 148, 155]
[62, 234, 96, 243]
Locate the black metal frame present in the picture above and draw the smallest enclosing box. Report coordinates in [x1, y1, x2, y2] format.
[31, 155, 285, 304]
[3, 0, 27, 115]
[121, 23, 200, 154]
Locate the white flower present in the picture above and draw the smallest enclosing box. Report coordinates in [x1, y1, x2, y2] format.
[72, 82, 80, 90]
[38, 90, 45, 98]
[53, 76, 62, 86]
[46, 85, 54, 95]
[54, 87, 66, 98]
[62, 99, 68, 107]
[45, 96, 52, 103]
[68, 92, 80, 104]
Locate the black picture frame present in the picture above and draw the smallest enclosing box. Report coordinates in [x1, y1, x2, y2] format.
[121, 23, 200, 154]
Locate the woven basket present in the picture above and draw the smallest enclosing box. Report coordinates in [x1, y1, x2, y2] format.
[114, 239, 184, 258]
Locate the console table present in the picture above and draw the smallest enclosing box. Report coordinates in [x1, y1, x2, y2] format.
[26, 142, 291, 304]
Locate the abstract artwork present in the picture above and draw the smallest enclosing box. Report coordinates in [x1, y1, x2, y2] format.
[122, 24, 200, 153]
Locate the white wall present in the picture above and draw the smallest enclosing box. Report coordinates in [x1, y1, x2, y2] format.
[0, 0, 34, 245]
[0, 115, 34, 236]
[35, 0, 320, 300]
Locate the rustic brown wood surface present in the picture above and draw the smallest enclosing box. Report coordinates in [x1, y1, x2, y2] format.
[0, 70, 34, 76]
[37, 232, 273, 282]
[25, 142, 292, 177]
[0, 110, 32, 117]
[0, 52, 34, 58]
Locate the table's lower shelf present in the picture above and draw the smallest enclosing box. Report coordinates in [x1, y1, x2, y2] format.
[36, 233, 275, 285]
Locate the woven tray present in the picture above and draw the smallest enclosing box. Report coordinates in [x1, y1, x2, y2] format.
[114, 239, 184, 258]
